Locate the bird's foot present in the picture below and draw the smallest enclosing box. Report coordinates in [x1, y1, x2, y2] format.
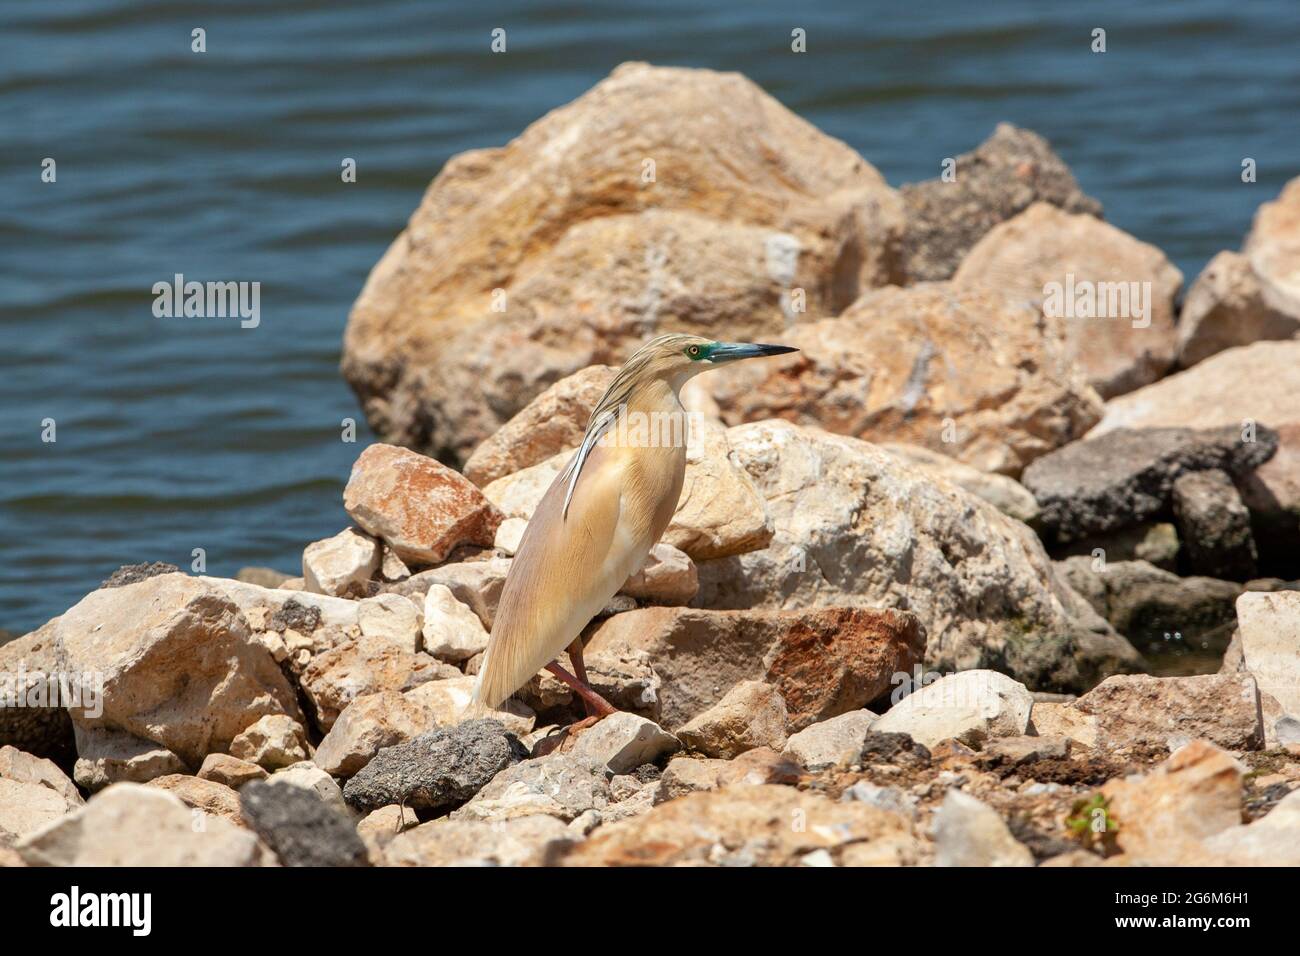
[545, 661, 618, 719]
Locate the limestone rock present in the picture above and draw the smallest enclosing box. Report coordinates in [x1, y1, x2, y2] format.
[706, 286, 1100, 477]
[421, 584, 489, 663]
[450, 753, 609, 823]
[386, 558, 512, 629]
[342, 62, 904, 464]
[561, 784, 917, 867]
[873, 670, 1033, 748]
[71, 727, 187, 791]
[1177, 250, 1300, 368]
[312, 690, 431, 777]
[619, 542, 699, 606]
[197, 753, 267, 789]
[662, 419, 772, 561]
[880, 442, 1040, 524]
[782, 709, 878, 770]
[1235, 591, 1300, 717]
[343, 443, 503, 566]
[384, 815, 572, 866]
[493, 517, 527, 556]
[464, 365, 616, 486]
[299, 635, 452, 732]
[357, 592, 424, 654]
[692, 421, 1138, 691]
[229, 715, 310, 771]
[403, 676, 535, 736]
[899, 123, 1101, 282]
[933, 790, 1034, 867]
[1203, 788, 1300, 865]
[0, 746, 82, 808]
[55, 573, 302, 768]
[266, 762, 353, 821]
[0, 748, 84, 847]
[954, 202, 1181, 397]
[239, 779, 369, 867]
[0, 618, 74, 761]
[677, 681, 788, 759]
[16, 784, 269, 867]
[1171, 469, 1258, 580]
[1022, 424, 1277, 544]
[1102, 740, 1243, 864]
[342, 718, 526, 813]
[146, 774, 243, 824]
[656, 748, 801, 803]
[586, 605, 923, 732]
[565, 712, 680, 774]
[1073, 674, 1262, 750]
[302, 527, 380, 598]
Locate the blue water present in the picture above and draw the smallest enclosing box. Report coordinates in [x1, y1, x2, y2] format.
[2, 1, 1298, 633]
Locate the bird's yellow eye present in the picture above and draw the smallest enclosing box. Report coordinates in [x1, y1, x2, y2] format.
[688, 345, 700, 357]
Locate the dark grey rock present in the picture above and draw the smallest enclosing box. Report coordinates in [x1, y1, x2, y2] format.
[858, 731, 930, 768]
[239, 780, 369, 867]
[899, 123, 1102, 282]
[343, 718, 526, 813]
[268, 597, 322, 634]
[1023, 425, 1278, 543]
[100, 562, 180, 588]
[1173, 469, 1258, 580]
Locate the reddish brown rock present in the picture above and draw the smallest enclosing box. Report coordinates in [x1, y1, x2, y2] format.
[343, 443, 503, 566]
[585, 606, 924, 732]
[464, 366, 615, 487]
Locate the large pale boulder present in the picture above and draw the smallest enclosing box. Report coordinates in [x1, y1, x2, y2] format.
[421, 584, 490, 663]
[585, 605, 924, 732]
[342, 62, 904, 463]
[676, 681, 788, 758]
[1072, 674, 1263, 750]
[954, 202, 1182, 397]
[55, 574, 302, 769]
[693, 421, 1140, 691]
[899, 123, 1102, 282]
[703, 284, 1102, 477]
[343, 443, 502, 566]
[880, 442, 1040, 524]
[0, 747, 83, 847]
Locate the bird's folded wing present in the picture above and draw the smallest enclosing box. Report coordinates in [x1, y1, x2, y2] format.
[473, 441, 626, 708]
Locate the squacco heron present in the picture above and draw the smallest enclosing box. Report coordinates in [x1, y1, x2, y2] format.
[472, 333, 796, 719]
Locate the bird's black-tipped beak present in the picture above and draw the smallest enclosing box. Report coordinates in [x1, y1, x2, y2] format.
[709, 342, 800, 363]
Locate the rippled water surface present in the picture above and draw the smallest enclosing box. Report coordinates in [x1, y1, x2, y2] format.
[2, 0, 1298, 632]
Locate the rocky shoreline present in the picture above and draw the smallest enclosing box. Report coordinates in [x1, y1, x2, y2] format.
[3, 63, 1299, 867]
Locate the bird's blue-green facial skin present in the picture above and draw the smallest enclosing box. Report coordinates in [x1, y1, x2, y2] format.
[684, 342, 715, 362]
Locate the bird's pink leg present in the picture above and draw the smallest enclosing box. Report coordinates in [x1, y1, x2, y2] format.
[546, 655, 617, 719]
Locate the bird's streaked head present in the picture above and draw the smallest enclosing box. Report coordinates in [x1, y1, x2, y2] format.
[620, 332, 798, 390]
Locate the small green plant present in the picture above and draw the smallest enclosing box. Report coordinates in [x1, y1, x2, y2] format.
[1066, 793, 1120, 855]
